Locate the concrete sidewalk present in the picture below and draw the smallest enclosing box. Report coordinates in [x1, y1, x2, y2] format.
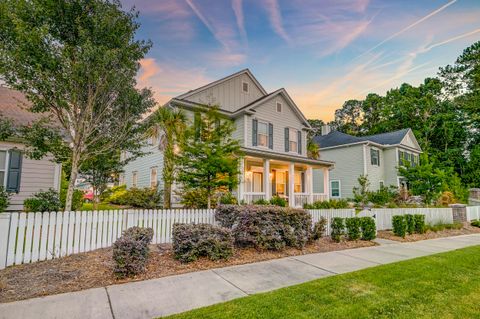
[1, 234, 479, 319]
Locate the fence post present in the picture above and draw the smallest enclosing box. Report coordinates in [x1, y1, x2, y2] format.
[0, 213, 12, 270]
[126, 209, 135, 229]
[450, 204, 467, 223]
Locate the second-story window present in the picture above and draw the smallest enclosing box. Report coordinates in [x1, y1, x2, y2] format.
[257, 122, 268, 147]
[371, 148, 380, 166]
[150, 167, 158, 188]
[289, 128, 298, 153]
[132, 171, 138, 188]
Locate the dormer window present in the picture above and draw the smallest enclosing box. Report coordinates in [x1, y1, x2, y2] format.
[242, 81, 249, 93]
[276, 102, 282, 113]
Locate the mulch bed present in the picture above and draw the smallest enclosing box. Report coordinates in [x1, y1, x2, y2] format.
[377, 224, 480, 242]
[0, 238, 375, 303]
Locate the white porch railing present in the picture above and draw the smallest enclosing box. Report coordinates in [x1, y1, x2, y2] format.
[243, 192, 266, 204]
[312, 193, 328, 203]
[294, 193, 309, 207]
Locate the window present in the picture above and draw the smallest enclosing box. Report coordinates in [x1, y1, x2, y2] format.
[252, 172, 263, 192]
[0, 151, 6, 187]
[276, 102, 282, 113]
[370, 148, 380, 166]
[294, 171, 305, 193]
[379, 181, 384, 189]
[132, 171, 138, 188]
[330, 180, 340, 198]
[242, 81, 249, 93]
[257, 122, 268, 147]
[150, 167, 158, 188]
[289, 128, 298, 153]
[398, 150, 419, 167]
[274, 171, 286, 195]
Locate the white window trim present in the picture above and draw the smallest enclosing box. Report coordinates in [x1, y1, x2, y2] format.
[242, 81, 249, 93]
[150, 167, 158, 188]
[255, 118, 271, 149]
[276, 101, 282, 113]
[288, 127, 299, 154]
[0, 149, 8, 188]
[370, 147, 380, 166]
[330, 180, 341, 198]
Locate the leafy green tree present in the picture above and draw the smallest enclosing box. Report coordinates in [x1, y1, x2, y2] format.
[177, 107, 242, 208]
[306, 119, 324, 159]
[0, 117, 14, 141]
[330, 100, 362, 135]
[0, 0, 154, 210]
[307, 119, 325, 137]
[464, 145, 480, 188]
[147, 107, 186, 208]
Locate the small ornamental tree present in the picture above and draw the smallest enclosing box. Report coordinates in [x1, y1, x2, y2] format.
[177, 107, 242, 208]
[0, 0, 154, 210]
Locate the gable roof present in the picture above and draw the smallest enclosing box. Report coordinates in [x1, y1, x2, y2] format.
[176, 68, 268, 100]
[0, 86, 47, 127]
[314, 128, 421, 151]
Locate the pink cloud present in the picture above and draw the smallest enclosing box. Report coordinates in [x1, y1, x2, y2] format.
[262, 0, 291, 44]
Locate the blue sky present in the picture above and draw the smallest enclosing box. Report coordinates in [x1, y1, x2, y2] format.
[123, 0, 480, 121]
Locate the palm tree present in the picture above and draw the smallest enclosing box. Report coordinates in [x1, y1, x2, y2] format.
[307, 138, 320, 159]
[148, 106, 186, 208]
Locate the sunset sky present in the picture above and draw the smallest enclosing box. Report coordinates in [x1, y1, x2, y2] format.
[123, 0, 480, 121]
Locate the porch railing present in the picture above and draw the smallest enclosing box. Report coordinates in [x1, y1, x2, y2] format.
[294, 193, 310, 207]
[243, 192, 266, 204]
[312, 193, 328, 203]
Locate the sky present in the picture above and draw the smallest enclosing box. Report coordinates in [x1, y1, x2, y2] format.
[122, 0, 480, 121]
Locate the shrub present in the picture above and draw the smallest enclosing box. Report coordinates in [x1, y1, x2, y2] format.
[172, 223, 234, 263]
[215, 205, 312, 250]
[405, 214, 416, 235]
[360, 217, 376, 240]
[101, 185, 126, 202]
[426, 222, 462, 232]
[345, 217, 361, 241]
[269, 196, 287, 207]
[471, 220, 480, 228]
[112, 226, 153, 278]
[331, 217, 345, 242]
[436, 191, 456, 206]
[392, 215, 407, 238]
[414, 214, 426, 234]
[312, 217, 327, 240]
[0, 186, 10, 213]
[110, 187, 163, 209]
[304, 199, 349, 209]
[252, 198, 270, 205]
[218, 192, 238, 205]
[24, 189, 62, 212]
[367, 186, 398, 206]
[180, 188, 209, 208]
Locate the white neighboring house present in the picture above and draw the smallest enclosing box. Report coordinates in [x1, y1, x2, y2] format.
[122, 69, 334, 207]
[0, 87, 62, 211]
[312, 126, 422, 199]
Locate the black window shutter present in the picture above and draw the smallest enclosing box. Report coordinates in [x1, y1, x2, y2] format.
[284, 128, 289, 152]
[7, 150, 22, 193]
[268, 123, 273, 149]
[252, 119, 258, 146]
[297, 131, 302, 154]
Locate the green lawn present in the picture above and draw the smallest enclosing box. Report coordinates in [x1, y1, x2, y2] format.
[166, 246, 480, 319]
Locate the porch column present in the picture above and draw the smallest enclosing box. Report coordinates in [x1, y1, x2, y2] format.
[263, 159, 271, 200]
[323, 167, 330, 200]
[289, 162, 295, 207]
[306, 165, 313, 204]
[238, 158, 245, 202]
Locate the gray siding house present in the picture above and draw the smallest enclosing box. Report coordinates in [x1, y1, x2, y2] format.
[313, 127, 422, 199]
[122, 69, 334, 207]
[0, 87, 62, 211]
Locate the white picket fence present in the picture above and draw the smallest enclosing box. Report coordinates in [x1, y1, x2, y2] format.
[466, 206, 480, 221]
[357, 208, 453, 230]
[309, 209, 356, 235]
[0, 209, 215, 269]
[0, 207, 455, 269]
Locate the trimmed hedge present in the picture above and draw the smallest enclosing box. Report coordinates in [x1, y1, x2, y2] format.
[360, 217, 376, 240]
[215, 205, 312, 250]
[172, 223, 234, 263]
[392, 215, 407, 238]
[113, 227, 153, 278]
[414, 214, 426, 234]
[312, 217, 327, 240]
[345, 217, 362, 241]
[330, 217, 345, 243]
[406, 214, 415, 235]
[392, 214, 426, 238]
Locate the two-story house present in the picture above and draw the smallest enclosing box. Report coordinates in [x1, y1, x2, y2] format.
[122, 69, 334, 207]
[312, 126, 422, 199]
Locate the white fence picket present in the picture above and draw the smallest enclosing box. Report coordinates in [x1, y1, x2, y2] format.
[23, 213, 35, 264]
[467, 206, 480, 221]
[31, 212, 42, 262]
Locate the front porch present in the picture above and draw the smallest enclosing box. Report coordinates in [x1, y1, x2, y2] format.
[237, 155, 331, 207]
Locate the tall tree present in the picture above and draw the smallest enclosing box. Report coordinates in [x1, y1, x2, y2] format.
[147, 107, 186, 208]
[177, 107, 241, 208]
[330, 99, 363, 135]
[0, 0, 154, 210]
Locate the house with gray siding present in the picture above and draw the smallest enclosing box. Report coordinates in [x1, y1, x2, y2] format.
[122, 69, 334, 207]
[312, 127, 422, 199]
[0, 87, 62, 211]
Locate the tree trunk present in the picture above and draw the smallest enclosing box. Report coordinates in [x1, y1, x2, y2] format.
[164, 182, 171, 209]
[207, 195, 211, 209]
[65, 151, 80, 211]
[92, 185, 98, 210]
